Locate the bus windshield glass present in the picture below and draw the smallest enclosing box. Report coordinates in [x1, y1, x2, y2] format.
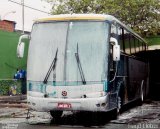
[27, 21, 109, 84]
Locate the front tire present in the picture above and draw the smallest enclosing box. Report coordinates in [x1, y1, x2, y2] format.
[50, 111, 63, 119]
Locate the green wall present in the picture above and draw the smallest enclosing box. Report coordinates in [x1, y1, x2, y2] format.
[0, 30, 29, 79]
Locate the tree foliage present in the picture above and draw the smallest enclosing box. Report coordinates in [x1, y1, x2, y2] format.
[45, 0, 160, 36]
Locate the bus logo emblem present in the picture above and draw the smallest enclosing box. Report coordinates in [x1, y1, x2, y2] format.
[62, 91, 67, 96]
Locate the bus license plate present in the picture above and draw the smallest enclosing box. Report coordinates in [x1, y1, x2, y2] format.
[57, 103, 71, 108]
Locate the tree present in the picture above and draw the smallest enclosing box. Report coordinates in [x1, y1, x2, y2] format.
[44, 0, 160, 36]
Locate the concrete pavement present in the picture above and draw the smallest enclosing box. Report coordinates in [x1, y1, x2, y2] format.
[0, 100, 160, 129]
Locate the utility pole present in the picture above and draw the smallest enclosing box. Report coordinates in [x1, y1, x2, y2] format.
[21, 0, 24, 34]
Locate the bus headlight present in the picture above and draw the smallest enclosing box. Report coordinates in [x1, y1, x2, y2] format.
[96, 102, 107, 108]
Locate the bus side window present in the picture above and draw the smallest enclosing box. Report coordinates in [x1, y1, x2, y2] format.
[124, 30, 131, 55]
[130, 35, 135, 54]
[142, 43, 145, 51]
[109, 45, 117, 84]
[135, 38, 139, 53]
[111, 24, 117, 38]
[109, 23, 120, 80]
[110, 44, 114, 70]
[118, 26, 124, 52]
[139, 41, 143, 51]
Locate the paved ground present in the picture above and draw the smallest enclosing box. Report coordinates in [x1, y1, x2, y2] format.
[0, 100, 160, 129]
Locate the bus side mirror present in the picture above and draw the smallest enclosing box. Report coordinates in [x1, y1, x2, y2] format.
[113, 44, 120, 61]
[110, 37, 120, 61]
[17, 42, 25, 58]
[17, 35, 29, 58]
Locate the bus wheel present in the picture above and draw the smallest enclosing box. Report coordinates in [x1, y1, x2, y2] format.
[50, 110, 63, 119]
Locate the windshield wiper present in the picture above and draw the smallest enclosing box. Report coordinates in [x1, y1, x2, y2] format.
[43, 48, 58, 84]
[75, 43, 86, 85]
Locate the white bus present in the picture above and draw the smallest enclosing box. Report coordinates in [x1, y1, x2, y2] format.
[17, 14, 149, 119]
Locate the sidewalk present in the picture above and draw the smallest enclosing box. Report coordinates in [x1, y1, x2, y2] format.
[0, 95, 28, 108]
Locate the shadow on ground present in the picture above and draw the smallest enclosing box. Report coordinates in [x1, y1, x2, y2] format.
[49, 111, 117, 127]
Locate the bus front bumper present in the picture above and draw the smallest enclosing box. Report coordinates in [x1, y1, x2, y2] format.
[27, 95, 109, 112]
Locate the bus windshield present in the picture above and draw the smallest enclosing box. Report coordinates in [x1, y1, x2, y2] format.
[27, 21, 109, 84]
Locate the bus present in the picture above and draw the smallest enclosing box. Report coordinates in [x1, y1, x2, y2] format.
[17, 14, 149, 119]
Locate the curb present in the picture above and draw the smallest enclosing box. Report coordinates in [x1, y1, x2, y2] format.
[0, 95, 26, 101]
[0, 103, 28, 108]
[0, 95, 28, 108]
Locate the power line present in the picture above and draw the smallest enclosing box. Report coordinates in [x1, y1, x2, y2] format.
[8, 0, 52, 15]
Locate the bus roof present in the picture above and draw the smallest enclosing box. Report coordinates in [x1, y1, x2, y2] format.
[35, 14, 147, 45]
[35, 14, 113, 22]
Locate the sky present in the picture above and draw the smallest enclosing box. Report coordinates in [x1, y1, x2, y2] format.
[0, 0, 52, 31]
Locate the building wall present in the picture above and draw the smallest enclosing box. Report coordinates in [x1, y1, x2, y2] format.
[0, 20, 15, 32]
